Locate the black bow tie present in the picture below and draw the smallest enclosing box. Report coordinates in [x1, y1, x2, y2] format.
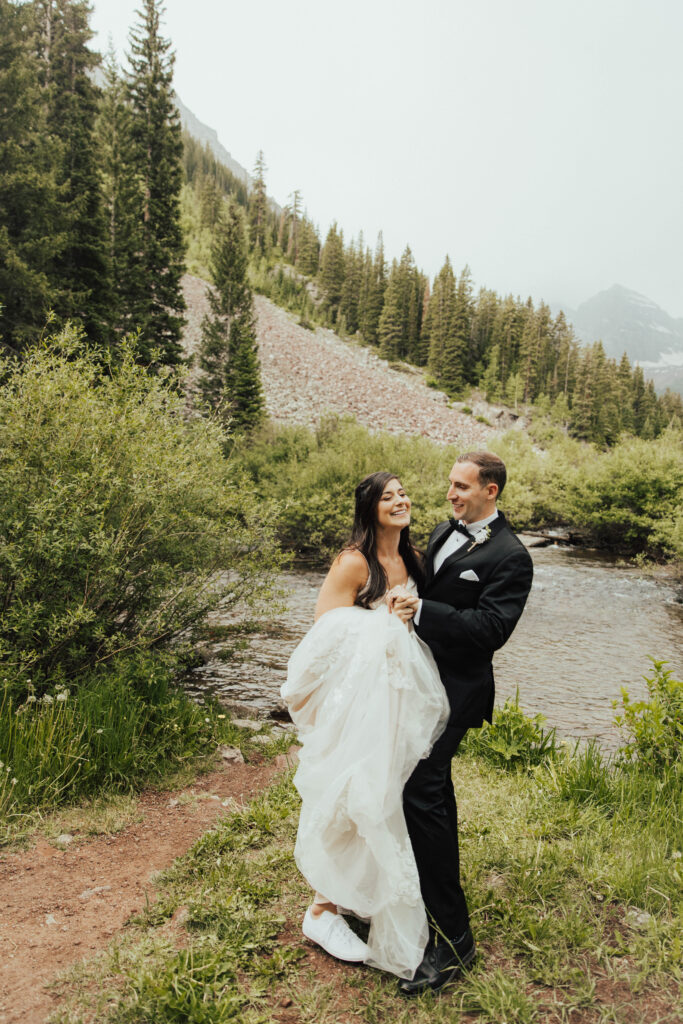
[452, 519, 471, 537]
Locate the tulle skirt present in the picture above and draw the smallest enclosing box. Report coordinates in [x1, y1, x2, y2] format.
[281, 604, 449, 978]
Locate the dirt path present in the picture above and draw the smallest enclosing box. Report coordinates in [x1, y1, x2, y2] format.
[181, 275, 495, 446]
[0, 755, 291, 1024]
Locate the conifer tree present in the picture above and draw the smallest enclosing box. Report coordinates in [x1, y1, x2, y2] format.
[296, 215, 320, 275]
[127, 0, 185, 364]
[197, 200, 264, 430]
[339, 236, 362, 334]
[617, 353, 635, 433]
[286, 189, 302, 264]
[378, 259, 404, 360]
[0, 0, 63, 350]
[36, 0, 111, 343]
[318, 223, 345, 322]
[359, 232, 386, 345]
[439, 265, 471, 393]
[248, 150, 269, 255]
[95, 47, 139, 340]
[425, 257, 456, 379]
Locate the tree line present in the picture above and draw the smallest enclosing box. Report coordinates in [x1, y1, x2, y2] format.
[3, 0, 680, 446]
[0, 0, 262, 428]
[242, 186, 683, 446]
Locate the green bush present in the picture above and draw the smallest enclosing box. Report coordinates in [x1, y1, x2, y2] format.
[462, 691, 558, 769]
[0, 332, 283, 698]
[613, 659, 683, 771]
[234, 416, 683, 560]
[234, 415, 460, 558]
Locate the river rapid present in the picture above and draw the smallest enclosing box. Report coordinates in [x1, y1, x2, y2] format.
[185, 546, 683, 749]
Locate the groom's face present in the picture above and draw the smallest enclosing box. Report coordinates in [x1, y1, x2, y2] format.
[447, 461, 496, 524]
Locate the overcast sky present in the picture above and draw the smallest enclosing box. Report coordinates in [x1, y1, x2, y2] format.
[90, 0, 683, 317]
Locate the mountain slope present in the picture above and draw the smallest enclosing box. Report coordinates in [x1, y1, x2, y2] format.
[181, 275, 494, 447]
[565, 285, 683, 363]
[175, 94, 282, 215]
[560, 285, 683, 396]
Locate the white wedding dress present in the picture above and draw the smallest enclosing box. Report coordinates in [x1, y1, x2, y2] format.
[281, 579, 449, 979]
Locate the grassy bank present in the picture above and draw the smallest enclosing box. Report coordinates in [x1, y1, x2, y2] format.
[0, 652, 294, 844]
[234, 417, 683, 562]
[47, 680, 682, 1024]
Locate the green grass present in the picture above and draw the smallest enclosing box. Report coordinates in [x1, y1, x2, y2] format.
[46, 733, 682, 1024]
[0, 653, 292, 844]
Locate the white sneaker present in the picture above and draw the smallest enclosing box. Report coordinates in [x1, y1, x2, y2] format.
[302, 906, 369, 962]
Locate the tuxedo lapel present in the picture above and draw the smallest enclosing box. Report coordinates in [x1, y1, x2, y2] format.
[429, 511, 509, 584]
[425, 521, 456, 585]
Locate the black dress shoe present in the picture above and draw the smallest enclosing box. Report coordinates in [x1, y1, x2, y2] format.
[398, 930, 476, 996]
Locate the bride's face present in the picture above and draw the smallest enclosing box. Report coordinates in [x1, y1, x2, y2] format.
[375, 478, 411, 531]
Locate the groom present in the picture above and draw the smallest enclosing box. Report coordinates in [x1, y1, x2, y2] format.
[392, 451, 533, 995]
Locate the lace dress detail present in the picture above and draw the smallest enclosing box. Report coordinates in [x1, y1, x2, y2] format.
[281, 577, 449, 979]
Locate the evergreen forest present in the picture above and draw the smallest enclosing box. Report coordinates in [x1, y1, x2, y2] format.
[2, 0, 682, 447]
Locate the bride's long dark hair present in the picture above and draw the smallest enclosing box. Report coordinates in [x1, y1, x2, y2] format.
[349, 471, 425, 608]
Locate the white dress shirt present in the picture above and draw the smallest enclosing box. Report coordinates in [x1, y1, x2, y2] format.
[413, 510, 499, 625]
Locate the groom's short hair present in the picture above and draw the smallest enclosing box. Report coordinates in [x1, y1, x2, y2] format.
[456, 451, 507, 497]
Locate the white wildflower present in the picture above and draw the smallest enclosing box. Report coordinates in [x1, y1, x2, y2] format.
[56, 692, 67, 702]
[672, 851, 682, 860]
[43, 694, 54, 705]
[11, 778, 17, 785]
[26, 695, 37, 703]
[96, 729, 103, 735]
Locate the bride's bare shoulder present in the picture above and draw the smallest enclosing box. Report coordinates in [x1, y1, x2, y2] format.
[330, 547, 369, 584]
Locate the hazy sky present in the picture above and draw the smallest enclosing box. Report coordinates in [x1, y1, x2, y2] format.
[90, 0, 683, 317]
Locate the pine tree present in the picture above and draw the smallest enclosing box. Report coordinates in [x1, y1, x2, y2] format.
[126, 0, 186, 364]
[339, 236, 362, 334]
[439, 265, 471, 393]
[318, 223, 345, 323]
[296, 215, 320, 275]
[248, 150, 269, 255]
[616, 353, 635, 433]
[378, 259, 404, 360]
[95, 47, 140, 340]
[286, 189, 302, 264]
[0, 0, 63, 350]
[481, 344, 502, 401]
[359, 232, 385, 345]
[36, 0, 111, 343]
[425, 257, 456, 380]
[197, 201, 263, 430]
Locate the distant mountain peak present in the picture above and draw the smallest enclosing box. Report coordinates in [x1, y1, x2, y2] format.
[564, 285, 683, 395]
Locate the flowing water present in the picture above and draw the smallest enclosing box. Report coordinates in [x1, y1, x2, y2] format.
[184, 546, 683, 748]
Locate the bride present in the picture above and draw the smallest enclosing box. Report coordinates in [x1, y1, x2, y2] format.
[280, 471, 449, 979]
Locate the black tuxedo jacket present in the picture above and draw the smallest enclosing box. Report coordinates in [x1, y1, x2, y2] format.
[415, 511, 533, 729]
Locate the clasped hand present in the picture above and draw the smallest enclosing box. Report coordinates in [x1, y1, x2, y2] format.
[386, 585, 419, 624]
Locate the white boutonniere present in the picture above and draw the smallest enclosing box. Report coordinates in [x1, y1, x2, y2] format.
[467, 526, 491, 552]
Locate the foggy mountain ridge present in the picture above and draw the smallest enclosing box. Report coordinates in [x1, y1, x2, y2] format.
[556, 285, 683, 396]
[174, 94, 283, 216]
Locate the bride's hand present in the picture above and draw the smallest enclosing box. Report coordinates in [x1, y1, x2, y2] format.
[387, 588, 419, 624]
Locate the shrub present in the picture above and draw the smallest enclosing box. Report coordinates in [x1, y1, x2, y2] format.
[462, 691, 558, 769]
[0, 332, 283, 698]
[613, 659, 683, 772]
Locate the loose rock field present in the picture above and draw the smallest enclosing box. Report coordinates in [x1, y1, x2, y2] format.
[182, 274, 494, 447]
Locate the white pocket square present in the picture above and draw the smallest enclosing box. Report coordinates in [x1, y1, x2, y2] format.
[459, 569, 479, 581]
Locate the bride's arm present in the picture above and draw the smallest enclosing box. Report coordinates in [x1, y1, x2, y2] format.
[314, 548, 368, 622]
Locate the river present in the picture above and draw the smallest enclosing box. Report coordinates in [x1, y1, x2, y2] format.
[184, 546, 683, 748]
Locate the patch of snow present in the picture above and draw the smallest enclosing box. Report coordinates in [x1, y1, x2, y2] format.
[637, 349, 683, 369]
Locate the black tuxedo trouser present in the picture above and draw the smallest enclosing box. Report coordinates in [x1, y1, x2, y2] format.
[403, 724, 469, 945]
